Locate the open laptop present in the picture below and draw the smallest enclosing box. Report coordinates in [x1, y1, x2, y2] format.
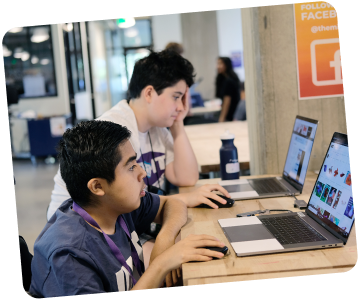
[219, 115, 319, 200]
[218, 132, 354, 256]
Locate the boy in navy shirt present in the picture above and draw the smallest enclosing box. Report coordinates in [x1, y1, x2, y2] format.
[29, 120, 225, 297]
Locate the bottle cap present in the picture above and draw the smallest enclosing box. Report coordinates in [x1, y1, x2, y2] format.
[220, 130, 235, 140]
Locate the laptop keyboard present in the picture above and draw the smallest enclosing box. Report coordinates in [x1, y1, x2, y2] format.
[248, 178, 288, 194]
[260, 215, 327, 245]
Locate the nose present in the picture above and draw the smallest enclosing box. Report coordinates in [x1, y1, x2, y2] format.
[138, 166, 147, 181]
[176, 97, 184, 112]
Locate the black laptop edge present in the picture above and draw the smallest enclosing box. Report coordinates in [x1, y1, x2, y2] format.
[304, 132, 354, 245]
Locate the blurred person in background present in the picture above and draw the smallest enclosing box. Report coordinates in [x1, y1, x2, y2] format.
[165, 42, 184, 55]
[215, 57, 241, 122]
[233, 82, 246, 121]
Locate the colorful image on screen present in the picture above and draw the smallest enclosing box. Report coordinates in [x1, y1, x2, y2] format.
[344, 197, 354, 219]
[320, 184, 331, 202]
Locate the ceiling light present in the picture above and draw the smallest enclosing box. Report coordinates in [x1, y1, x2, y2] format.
[125, 28, 139, 38]
[31, 27, 49, 43]
[31, 56, 39, 64]
[9, 27, 23, 33]
[63, 23, 73, 32]
[66, 22, 74, 32]
[40, 58, 50, 65]
[116, 17, 136, 28]
[21, 51, 30, 61]
[2, 45, 12, 57]
[13, 47, 23, 58]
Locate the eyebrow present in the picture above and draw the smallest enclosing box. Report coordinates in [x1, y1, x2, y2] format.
[173, 91, 184, 95]
[124, 155, 137, 167]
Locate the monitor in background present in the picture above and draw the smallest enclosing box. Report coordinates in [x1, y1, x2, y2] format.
[283, 116, 318, 189]
[6, 84, 19, 106]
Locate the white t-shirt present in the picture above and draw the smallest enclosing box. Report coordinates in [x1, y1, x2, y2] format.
[47, 100, 174, 220]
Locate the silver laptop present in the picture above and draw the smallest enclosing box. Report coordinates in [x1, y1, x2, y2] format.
[218, 132, 354, 256]
[219, 115, 319, 200]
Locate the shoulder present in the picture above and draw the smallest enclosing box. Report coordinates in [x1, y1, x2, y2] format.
[224, 77, 236, 85]
[149, 127, 173, 141]
[223, 77, 239, 91]
[35, 200, 93, 258]
[97, 100, 141, 159]
[97, 100, 134, 124]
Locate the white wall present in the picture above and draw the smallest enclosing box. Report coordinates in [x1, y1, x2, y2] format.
[151, 10, 245, 82]
[152, 14, 182, 52]
[216, 9, 245, 82]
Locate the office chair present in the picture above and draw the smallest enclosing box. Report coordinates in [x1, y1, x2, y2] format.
[13, 175, 40, 299]
[18, 235, 40, 299]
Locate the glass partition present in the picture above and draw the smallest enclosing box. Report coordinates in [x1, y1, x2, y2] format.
[104, 18, 153, 105]
[3, 25, 57, 101]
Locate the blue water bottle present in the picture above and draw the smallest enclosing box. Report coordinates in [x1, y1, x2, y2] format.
[220, 130, 240, 180]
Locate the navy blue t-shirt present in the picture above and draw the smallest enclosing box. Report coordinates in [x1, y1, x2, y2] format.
[29, 192, 160, 297]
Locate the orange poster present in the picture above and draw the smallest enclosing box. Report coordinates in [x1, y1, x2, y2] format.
[294, 2, 343, 99]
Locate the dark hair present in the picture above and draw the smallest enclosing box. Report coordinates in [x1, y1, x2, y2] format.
[218, 57, 240, 86]
[57, 120, 131, 208]
[128, 50, 195, 100]
[240, 81, 245, 91]
[165, 42, 184, 55]
[215, 57, 241, 98]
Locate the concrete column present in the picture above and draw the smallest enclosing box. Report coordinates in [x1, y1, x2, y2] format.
[242, 4, 347, 175]
[181, 11, 219, 100]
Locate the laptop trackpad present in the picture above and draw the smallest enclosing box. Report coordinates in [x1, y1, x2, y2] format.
[224, 224, 274, 242]
[223, 184, 254, 193]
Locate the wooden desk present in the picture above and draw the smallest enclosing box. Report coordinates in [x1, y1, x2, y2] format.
[179, 173, 357, 286]
[184, 121, 250, 173]
[189, 99, 222, 116]
[189, 106, 221, 116]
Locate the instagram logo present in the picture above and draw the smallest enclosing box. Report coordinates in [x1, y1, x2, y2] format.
[310, 38, 342, 86]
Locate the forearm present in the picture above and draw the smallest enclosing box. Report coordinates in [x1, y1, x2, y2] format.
[169, 121, 199, 185]
[219, 96, 231, 122]
[150, 196, 187, 263]
[131, 257, 166, 290]
[155, 195, 187, 240]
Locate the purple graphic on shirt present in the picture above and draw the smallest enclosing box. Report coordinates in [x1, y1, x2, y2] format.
[137, 151, 166, 186]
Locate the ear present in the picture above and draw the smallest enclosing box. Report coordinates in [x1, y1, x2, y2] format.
[87, 178, 106, 197]
[142, 85, 156, 104]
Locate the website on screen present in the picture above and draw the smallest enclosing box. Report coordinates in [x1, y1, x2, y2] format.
[308, 140, 354, 238]
[283, 118, 318, 185]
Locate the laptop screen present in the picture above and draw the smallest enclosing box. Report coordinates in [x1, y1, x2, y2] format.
[307, 133, 354, 240]
[283, 116, 318, 188]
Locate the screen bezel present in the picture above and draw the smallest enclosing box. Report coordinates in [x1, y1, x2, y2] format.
[305, 132, 354, 244]
[282, 115, 319, 192]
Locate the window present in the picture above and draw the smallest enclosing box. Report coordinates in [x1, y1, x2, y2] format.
[104, 18, 153, 105]
[3, 25, 57, 100]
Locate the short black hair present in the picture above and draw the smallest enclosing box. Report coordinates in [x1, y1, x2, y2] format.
[128, 50, 195, 100]
[57, 120, 131, 208]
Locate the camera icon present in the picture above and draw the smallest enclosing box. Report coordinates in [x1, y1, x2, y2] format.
[310, 38, 342, 86]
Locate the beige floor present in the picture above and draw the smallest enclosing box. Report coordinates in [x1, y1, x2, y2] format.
[13, 159, 59, 253]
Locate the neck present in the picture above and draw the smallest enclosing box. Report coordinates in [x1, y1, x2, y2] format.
[129, 99, 153, 132]
[81, 204, 119, 235]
